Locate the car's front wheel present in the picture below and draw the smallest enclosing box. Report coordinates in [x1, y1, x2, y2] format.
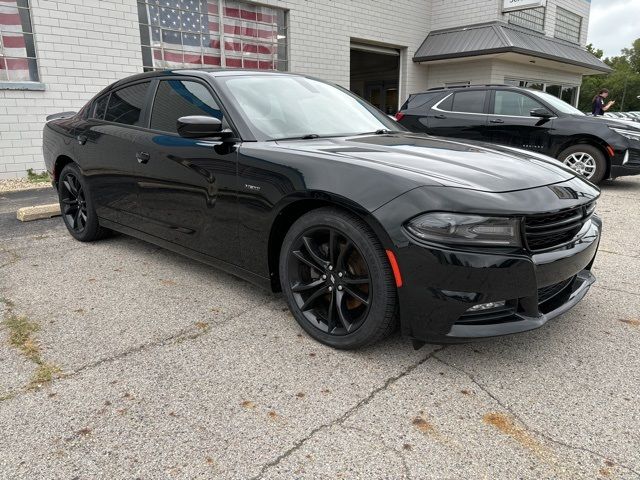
[279, 208, 397, 349]
[58, 163, 109, 242]
[558, 145, 606, 184]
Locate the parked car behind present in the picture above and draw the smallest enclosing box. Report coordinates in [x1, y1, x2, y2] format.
[603, 111, 640, 123]
[396, 85, 640, 184]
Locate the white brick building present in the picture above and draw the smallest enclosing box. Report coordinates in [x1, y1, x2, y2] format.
[0, 0, 608, 179]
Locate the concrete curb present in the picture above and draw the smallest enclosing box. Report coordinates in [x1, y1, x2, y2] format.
[16, 203, 61, 222]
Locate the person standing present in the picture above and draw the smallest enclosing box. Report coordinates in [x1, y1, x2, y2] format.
[592, 88, 615, 115]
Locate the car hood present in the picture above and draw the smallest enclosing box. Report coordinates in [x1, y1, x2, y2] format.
[274, 133, 576, 193]
[570, 114, 640, 131]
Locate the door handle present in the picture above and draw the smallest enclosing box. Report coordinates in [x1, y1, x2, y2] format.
[76, 134, 88, 145]
[434, 114, 447, 119]
[489, 119, 505, 124]
[136, 151, 150, 164]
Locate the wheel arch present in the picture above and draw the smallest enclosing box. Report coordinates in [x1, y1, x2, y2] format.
[267, 193, 395, 292]
[53, 155, 75, 185]
[553, 136, 612, 179]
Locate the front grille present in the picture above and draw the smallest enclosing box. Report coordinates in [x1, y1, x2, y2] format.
[524, 202, 595, 251]
[538, 276, 575, 303]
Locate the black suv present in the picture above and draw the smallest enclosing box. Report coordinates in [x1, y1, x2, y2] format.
[396, 85, 640, 184]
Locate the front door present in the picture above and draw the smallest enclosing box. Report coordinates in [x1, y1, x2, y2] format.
[485, 90, 554, 152]
[135, 78, 239, 262]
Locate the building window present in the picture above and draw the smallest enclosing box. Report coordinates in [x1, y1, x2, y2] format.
[0, 0, 39, 82]
[505, 78, 580, 107]
[554, 7, 581, 44]
[508, 7, 545, 32]
[137, 0, 287, 72]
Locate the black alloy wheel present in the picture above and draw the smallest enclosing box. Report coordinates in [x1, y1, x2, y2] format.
[280, 208, 397, 349]
[58, 163, 109, 242]
[289, 227, 372, 335]
[60, 172, 88, 234]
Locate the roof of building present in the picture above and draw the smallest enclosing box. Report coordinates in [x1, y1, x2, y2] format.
[413, 21, 611, 73]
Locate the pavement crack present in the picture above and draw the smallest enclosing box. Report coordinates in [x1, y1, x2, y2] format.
[592, 284, 640, 297]
[0, 298, 278, 402]
[432, 353, 640, 477]
[597, 249, 640, 259]
[249, 345, 447, 480]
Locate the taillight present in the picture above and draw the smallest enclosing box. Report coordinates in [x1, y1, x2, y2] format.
[395, 112, 405, 121]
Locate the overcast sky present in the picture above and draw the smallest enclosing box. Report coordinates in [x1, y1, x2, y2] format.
[588, 0, 640, 57]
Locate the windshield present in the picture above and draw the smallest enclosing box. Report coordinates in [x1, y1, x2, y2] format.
[528, 90, 585, 116]
[218, 75, 401, 140]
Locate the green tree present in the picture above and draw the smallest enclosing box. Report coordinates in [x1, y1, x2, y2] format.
[579, 38, 640, 112]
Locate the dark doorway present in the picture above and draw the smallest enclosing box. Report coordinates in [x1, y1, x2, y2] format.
[350, 46, 400, 115]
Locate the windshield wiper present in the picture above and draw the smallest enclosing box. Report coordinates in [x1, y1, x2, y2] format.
[355, 129, 403, 136]
[274, 134, 321, 141]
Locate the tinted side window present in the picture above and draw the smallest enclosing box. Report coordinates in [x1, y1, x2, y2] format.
[104, 82, 151, 126]
[437, 93, 453, 111]
[92, 94, 109, 119]
[451, 90, 486, 113]
[405, 93, 438, 110]
[494, 91, 544, 116]
[150, 80, 222, 134]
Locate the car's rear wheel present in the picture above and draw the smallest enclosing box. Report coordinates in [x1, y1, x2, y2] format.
[279, 208, 397, 349]
[558, 145, 606, 184]
[58, 163, 109, 242]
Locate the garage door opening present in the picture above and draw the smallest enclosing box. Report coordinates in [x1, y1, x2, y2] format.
[350, 43, 400, 115]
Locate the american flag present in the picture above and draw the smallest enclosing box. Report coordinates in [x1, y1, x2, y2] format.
[0, 0, 37, 82]
[142, 0, 280, 70]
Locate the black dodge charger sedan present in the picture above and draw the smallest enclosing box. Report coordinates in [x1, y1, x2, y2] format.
[43, 70, 601, 349]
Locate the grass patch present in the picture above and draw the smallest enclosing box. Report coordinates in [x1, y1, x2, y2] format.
[29, 363, 62, 389]
[2, 307, 63, 392]
[26, 168, 50, 184]
[3, 314, 41, 362]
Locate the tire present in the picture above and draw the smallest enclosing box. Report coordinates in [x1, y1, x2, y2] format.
[57, 163, 109, 242]
[279, 207, 397, 349]
[557, 144, 607, 184]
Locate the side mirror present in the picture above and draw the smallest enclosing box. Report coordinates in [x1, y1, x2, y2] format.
[177, 115, 233, 139]
[530, 108, 554, 119]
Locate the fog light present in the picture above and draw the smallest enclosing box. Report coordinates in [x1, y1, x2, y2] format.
[467, 301, 506, 312]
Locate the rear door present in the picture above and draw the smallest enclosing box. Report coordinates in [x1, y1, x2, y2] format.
[134, 77, 239, 262]
[425, 89, 489, 141]
[485, 89, 554, 153]
[75, 81, 153, 226]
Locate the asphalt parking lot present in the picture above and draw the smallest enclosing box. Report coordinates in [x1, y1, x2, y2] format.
[1, 179, 639, 479]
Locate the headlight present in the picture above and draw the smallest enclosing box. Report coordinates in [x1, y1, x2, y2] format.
[610, 127, 640, 141]
[405, 213, 522, 247]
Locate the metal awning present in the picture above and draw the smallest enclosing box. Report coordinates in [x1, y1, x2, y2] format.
[413, 22, 611, 73]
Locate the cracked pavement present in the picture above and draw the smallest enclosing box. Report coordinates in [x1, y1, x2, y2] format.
[0, 179, 639, 479]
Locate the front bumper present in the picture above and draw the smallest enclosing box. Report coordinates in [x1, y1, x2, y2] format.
[611, 148, 640, 179]
[395, 216, 601, 343]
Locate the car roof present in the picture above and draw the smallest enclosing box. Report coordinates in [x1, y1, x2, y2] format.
[109, 68, 303, 90]
[412, 84, 529, 94]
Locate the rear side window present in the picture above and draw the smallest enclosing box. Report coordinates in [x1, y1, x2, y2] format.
[403, 93, 438, 110]
[92, 95, 109, 120]
[451, 90, 486, 113]
[493, 90, 544, 116]
[150, 80, 222, 134]
[104, 82, 151, 126]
